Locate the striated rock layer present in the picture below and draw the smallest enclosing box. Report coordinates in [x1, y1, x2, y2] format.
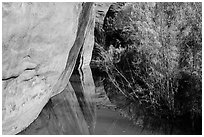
[2, 2, 95, 135]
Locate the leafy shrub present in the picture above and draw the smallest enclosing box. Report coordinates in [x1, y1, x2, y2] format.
[92, 2, 202, 134]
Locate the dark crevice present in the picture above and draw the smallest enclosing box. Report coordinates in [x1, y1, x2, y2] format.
[24, 67, 36, 71]
[2, 75, 19, 81]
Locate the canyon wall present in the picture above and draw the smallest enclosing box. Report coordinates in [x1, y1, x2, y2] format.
[2, 2, 95, 134]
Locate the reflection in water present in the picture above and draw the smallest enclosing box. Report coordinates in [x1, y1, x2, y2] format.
[18, 65, 165, 135]
[95, 107, 163, 135]
[70, 69, 96, 134]
[19, 69, 95, 135]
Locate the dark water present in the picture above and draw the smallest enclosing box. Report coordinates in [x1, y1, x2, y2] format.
[95, 107, 162, 135]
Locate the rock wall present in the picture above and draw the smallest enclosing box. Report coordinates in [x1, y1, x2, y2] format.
[95, 2, 112, 25]
[2, 2, 95, 135]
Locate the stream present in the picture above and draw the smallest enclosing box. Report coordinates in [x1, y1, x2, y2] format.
[19, 71, 163, 135]
[95, 107, 162, 135]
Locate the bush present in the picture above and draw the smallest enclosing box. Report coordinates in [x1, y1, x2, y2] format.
[92, 2, 202, 134]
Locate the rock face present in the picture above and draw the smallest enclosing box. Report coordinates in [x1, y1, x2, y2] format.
[2, 2, 95, 135]
[95, 2, 112, 25]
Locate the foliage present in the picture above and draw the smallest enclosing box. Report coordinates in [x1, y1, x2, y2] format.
[92, 2, 202, 134]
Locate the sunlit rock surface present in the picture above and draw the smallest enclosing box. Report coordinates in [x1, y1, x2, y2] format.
[2, 2, 95, 135]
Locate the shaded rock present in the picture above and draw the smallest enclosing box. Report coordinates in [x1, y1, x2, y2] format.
[93, 3, 112, 47]
[94, 2, 112, 25]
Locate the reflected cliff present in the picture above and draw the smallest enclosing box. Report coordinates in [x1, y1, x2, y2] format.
[18, 68, 95, 135]
[18, 69, 163, 135]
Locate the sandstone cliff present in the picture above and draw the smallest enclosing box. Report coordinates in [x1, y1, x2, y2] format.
[2, 2, 95, 134]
